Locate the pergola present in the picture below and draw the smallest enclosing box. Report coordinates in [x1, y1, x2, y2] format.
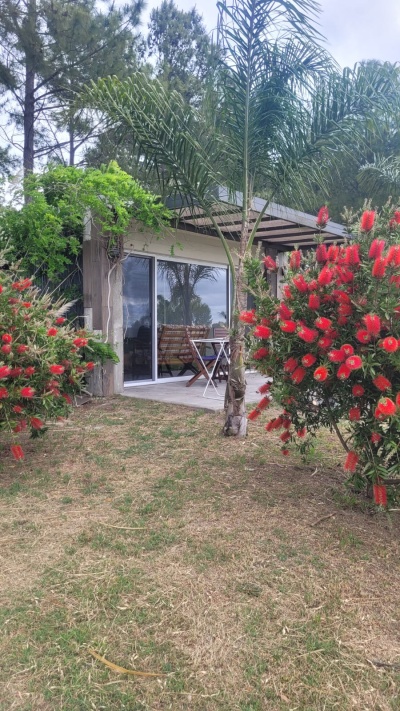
[171, 187, 346, 252]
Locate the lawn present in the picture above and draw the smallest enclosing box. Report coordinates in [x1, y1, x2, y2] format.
[0, 397, 399, 710]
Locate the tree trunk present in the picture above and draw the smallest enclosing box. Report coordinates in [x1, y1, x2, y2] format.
[23, 65, 35, 178]
[223, 218, 249, 437]
[69, 123, 75, 166]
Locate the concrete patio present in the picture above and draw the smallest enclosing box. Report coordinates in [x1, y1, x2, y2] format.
[123, 371, 267, 411]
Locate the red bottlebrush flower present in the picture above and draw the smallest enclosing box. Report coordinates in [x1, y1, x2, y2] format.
[298, 326, 318, 343]
[315, 316, 332, 331]
[280, 320, 297, 333]
[373, 484, 387, 507]
[11, 444, 24, 461]
[85, 361, 95, 371]
[10, 368, 23, 377]
[390, 275, 400, 287]
[297, 427, 306, 438]
[370, 432, 382, 443]
[349, 407, 361, 421]
[302, 353, 317, 368]
[344, 451, 359, 472]
[253, 347, 269, 360]
[380, 336, 398, 353]
[387, 244, 400, 266]
[264, 255, 278, 271]
[30, 417, 44, 430]
[318, 336, 333, 350]
[337, 364, 351, 380]
[2, 333, 12, 343]
[333, 290, 351, 304]
[0, 284, 2, 293]
[328, 349, 345, 363]
[376, 397, 396, 417]
[11, 278, 32, 291]
[373, 375, 391, 391]
[239, 310, 256, 324]
[47, 327, 58, 337]
[8, 297, 19, 304]
[257, 396, 270, 411]
[341, 344, 354, 357]
[316, 206, 329, 228]
[62, 393, 72, 404]
[356, 329, 371, 344]
[289, 250, 301, 270]
[281, 449, 289, 456]
[55, 317, 66, 325]
[280, 430, 291, 443]
[282, 285, 292, 300]
[369, 239, 385, 259]
[266, 418, 278, 432]
[345, 245, 361, 267]
[1, 344, 11, 354]
[49, 364, 65, 375]
[292, 275, 309, 293]
[248, 409, 261, 421]
[73, 337, 88, 347]
[308, 294, 321, 309]
[317, 266, 333, 286]
[254, 325, 271, 339]
[352, 385, 365, 397]
[316, 243, 328, 263]
[360, 210, 375, 232]
[337, 303, 353, 318]
[363, 314, 381, 337]
[0, 365, 11, 378]
[283, 357, 298, 373]
[22, 302, 32, 308]
[14, 419, 27, 432]
[258, 382, 271, 394]
[13, 405, 23, 414]
[291, 366, 307, 384]
[16, 344, 29, 353]
[346, 355, 363, 371]
[278, 302, 293, 319]
[327, 245, 339, 263]
[372, 257, 386, 278]
[20, 386, 35, 398]
[25, 366, 35, 376]
[308, 279, 318, 292]
[313, 365, 329, 382]
[0, 387, 8, 398]
[282, 417, 291, 429]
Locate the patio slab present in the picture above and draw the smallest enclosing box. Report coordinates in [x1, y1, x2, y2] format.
[123, 372, 268, 411]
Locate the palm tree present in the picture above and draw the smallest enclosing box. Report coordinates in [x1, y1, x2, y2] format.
[84, 0, 399, 436]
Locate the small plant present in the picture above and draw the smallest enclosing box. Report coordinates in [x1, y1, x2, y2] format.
[245, 203, 400, 504]
[0, 257, 112, 460]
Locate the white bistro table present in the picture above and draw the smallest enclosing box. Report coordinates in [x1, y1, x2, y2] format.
[189, 337, 230, 398]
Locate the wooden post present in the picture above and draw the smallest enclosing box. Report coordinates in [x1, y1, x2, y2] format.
[82, 217, 123, 396]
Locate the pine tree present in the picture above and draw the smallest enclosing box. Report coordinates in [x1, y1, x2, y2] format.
[0, 0, 144, 174]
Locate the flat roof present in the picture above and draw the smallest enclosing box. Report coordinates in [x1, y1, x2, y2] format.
[171, 187, 346, 250]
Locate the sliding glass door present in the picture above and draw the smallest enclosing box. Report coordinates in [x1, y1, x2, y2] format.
[123, 256, 153, 382]
[123, 254, 229, 384]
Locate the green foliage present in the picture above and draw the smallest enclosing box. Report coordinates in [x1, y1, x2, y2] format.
[86, 338, 119, 365]
[247, 203, 400, 493]
[0, 162, 171, 280]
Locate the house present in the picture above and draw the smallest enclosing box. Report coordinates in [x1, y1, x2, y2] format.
[82, 188, 345, 395]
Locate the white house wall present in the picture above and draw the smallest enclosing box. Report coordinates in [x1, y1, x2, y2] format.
[123, 223, 242, 266]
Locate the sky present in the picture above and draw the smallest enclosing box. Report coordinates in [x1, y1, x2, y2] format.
[142, 0, 400, 70]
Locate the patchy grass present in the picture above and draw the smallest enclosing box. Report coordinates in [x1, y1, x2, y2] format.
[0, 397, 399, 710]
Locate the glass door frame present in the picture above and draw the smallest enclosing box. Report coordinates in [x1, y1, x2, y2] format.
[123, 251, 231, 387]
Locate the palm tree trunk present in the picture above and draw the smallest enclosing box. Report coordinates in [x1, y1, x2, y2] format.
[223, 219, 248, 437]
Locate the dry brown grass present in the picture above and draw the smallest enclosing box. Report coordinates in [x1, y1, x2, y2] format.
[0, 396, 399, 710]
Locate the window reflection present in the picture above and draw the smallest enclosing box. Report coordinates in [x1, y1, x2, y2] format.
[123, 256, 152, 381]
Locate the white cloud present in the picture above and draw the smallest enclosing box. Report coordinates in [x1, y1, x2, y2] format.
[143, 0, 400, 69]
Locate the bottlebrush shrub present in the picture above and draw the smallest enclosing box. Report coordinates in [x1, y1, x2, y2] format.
[0, 261, 108, 460]
[245, 203, 400, 497]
